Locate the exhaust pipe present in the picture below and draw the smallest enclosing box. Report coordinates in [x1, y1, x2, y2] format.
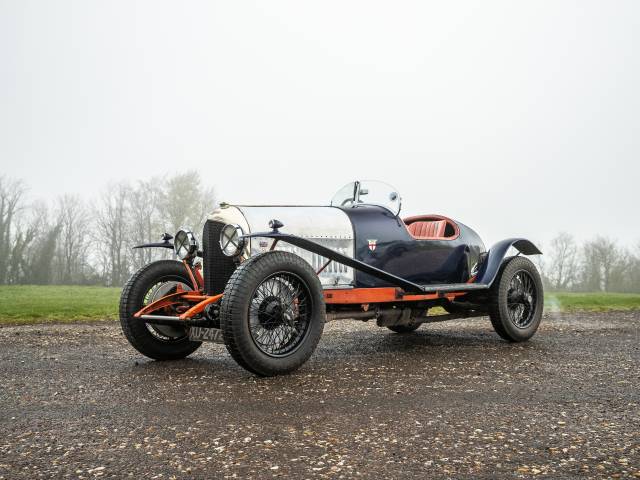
[326, 307, 485, 326]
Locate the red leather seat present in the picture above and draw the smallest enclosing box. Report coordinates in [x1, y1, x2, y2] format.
[406, 220, 447, 240]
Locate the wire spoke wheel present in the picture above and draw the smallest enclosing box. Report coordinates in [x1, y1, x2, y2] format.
[220, 251, 325, 376]
[248, 272, 311, 357]
[506, 270, 537, 328]
[488, 256, 544, 342]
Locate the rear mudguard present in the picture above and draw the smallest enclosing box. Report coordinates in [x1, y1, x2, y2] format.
[475, 238, 542, 287]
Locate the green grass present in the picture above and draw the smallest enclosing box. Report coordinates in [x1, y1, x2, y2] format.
[0, 286, 639, 325]
[0, 285, 121, 325]
[545, 292, 640, 312]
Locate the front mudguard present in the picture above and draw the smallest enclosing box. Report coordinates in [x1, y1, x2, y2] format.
[475, 238, 542, 287]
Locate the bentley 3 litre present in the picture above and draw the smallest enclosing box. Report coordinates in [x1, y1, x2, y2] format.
[120, 181, 543, 376]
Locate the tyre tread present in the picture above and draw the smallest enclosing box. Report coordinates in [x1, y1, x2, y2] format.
[488, 256, 544, 342]
[220, 251, 325, 376]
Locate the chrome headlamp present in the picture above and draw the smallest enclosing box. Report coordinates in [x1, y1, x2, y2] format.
[220, 224, 245, 257]
[174, 229, 198, 260]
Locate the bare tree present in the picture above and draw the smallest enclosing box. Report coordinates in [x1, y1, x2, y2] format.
[580, 237, 622, 292]
[29, 223, 61, 285]
[0, 176, 27, 284]
[129, 178, 168, 271]
[12, 200, 50, 284]
[7, 226, 36, 284]
[628, 242, 640, 293]
[608, 246, 634, 292]
[547, 232, 579, 290]
[5, 200, 50, 284]
[580, 242, 600, 291]
[95, 183, 131, 286]
[55, 194, 91, 284]
[160, 171, 216, 236]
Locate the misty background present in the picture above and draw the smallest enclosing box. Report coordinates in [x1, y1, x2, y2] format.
[1, 1, 639, 289]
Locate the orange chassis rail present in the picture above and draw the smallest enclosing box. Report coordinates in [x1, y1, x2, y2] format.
[135, 287, 468, 321]
[133, 291, 223, 320]
[323, 288, 467, 304]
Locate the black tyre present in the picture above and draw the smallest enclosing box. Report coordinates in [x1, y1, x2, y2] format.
[387, 323, 421, 333]
[220, 251, 325, 376]
[488, 256, 543, 342]
[119, 260, 201, 360]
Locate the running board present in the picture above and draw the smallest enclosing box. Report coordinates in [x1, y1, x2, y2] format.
[421, 283, 489, 294]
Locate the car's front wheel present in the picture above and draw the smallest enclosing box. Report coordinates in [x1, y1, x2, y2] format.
[220, 251, 325, 376]
[488, 256, 543, 342]
[119, 260, 202, 360]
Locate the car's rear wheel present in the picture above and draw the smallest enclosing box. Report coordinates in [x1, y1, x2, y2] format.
[488, 256, 543, 342]
[220, 251, 325, 376]
[119, 260, 202, 360]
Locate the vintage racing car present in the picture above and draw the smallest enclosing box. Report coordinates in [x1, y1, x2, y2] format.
[120, 180, 543, 376]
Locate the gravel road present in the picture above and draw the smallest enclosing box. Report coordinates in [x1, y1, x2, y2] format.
[1, 311, 638, 479]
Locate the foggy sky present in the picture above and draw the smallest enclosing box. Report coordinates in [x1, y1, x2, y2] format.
[1, 1, 639, 248]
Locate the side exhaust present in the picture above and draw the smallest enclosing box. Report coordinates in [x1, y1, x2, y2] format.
[326, 307, 486, 327]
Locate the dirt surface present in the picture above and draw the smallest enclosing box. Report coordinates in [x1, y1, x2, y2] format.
[1, 312, 639, 479]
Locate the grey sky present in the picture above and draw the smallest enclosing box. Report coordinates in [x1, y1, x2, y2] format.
[1, 1, 639, 248]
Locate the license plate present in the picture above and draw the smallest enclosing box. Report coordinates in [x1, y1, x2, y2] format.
[189, 326, 224, 343]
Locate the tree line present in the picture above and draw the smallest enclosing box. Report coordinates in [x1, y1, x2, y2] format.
[0, 173, 215, 286]
[537, 232, 640, 293]
[1, 173, 639, 292]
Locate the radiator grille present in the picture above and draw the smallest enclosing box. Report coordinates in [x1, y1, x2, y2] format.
[203, 220, 237, 295]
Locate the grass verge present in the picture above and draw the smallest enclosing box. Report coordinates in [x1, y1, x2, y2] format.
[544, 292, 640, 312]
[0, 285, 121, 325]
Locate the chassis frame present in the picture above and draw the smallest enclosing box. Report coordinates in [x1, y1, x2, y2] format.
[134, 229, 540, 332]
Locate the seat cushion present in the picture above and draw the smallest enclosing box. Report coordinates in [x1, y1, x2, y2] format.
[406, 220, 447, 240]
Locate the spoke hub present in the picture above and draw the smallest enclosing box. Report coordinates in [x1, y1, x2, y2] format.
[258, 296, 285, 330]
[506, 270, 537, 328]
